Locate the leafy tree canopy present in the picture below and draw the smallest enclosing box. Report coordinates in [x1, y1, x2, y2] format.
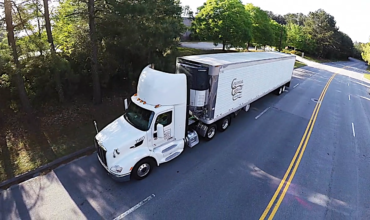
[192, 0, 252, 50]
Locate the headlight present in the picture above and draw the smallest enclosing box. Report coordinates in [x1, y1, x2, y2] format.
[110, 165, 123, 173]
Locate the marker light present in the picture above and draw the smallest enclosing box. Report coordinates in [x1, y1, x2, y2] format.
[134, 93, 137, 96]
[155, 104, 160, 108]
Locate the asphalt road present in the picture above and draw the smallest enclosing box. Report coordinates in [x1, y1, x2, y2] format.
[1, 58, 370, 220]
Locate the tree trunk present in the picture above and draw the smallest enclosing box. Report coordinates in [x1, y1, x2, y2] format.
[88, 0, 102, 104]
[222, 40, 226, 51]
[5, 0, 32, 114]
[43, 0, 64, 103]
[35, 0, 43, 56]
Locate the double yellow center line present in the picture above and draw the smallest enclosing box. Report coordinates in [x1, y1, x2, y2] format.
[260, 73, 337, 220]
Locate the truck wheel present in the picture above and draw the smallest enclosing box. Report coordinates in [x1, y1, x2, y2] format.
[131, 158, 154, 180]
[205, 124, 217, 141]
[218, 117, 230, 132]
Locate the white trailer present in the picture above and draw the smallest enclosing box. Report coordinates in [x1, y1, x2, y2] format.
[94, 52, 296, 181]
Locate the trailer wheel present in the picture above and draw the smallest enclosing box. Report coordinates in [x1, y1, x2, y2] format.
[205, 124, 217, 141]
[131, 158, 154, 180]
[218, 117, 230, 132]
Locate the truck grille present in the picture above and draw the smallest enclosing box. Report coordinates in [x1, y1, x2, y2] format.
[95, 139, 107, 167]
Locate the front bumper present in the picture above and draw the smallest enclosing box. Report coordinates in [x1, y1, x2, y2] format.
[97, 154, 131, 182]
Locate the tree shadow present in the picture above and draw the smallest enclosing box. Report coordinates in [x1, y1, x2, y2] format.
[1, 169, 58, 219]
[0, 116, 14, 180]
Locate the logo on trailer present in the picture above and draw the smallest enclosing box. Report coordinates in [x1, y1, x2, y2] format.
[231, 78, 243, 100]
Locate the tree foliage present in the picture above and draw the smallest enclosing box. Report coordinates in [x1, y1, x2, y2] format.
[0, 0, 359, 112]
[191, 0, 252, 50]
[362, 41, 370, 65]
[284, 13, 306, 26]
[245, 3, 273, 47]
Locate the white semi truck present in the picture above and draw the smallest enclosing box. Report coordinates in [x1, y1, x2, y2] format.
[94, 52, 296, 181]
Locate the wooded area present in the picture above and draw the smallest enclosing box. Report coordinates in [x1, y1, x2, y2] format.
[0, 0, 369, 181]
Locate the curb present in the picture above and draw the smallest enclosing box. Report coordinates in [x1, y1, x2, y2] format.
[0, 146, 96, 190]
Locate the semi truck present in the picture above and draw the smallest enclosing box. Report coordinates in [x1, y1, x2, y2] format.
[94, 52, 296, 181]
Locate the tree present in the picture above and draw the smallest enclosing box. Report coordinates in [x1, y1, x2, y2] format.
[4, 0, 32, 113]
[303, 9, 338, 58]
[245, 3, 273, 49]
[332, 31, 353, 59]
[266, 11, 286, 25]
[353, 41, 364, 60]
[361, 41, 370, 65]
[87, 0, 101, 104]
[192, 0, 252, 51]
[270, 20, 287, 51]
[286, 23, 309, 51]
[284, 13, 306, 26]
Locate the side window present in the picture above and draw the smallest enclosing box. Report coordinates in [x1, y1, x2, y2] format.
[154, 111, 172, 131]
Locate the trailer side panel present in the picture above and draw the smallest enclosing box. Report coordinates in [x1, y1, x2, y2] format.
[213, 58, 295, 120]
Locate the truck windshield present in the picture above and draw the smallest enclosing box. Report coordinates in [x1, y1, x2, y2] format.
[124, 102, 154, 131]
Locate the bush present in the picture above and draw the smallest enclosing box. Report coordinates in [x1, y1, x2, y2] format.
[290, 50, 297, 54]
[282, 49, 291, 54]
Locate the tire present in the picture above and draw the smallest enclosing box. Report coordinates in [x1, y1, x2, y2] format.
[131, 158, 154, 180]
[205, 124, 217, 141]
[218, 117, 230, 132]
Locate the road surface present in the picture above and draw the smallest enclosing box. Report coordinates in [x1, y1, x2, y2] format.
[1, 57, 370, 220]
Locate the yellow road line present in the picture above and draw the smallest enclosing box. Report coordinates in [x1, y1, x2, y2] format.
[268, 73, 336, 219]
[259, 73, 336, 220]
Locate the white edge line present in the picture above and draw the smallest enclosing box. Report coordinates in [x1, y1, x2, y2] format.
[293, 83, 300, 88]
[352, 123, 356, 137]
[113, 194, 155, 220]
[255, 107, 271, 120]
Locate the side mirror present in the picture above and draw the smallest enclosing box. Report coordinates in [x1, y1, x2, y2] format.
[157, 124, 164, 139]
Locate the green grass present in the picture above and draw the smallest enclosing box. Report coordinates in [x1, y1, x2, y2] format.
[294, 60, 307, 69]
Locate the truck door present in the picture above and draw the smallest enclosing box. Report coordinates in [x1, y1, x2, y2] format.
[152, 110, 174, 147]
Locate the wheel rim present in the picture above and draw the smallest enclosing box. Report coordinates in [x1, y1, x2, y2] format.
[279, 87, 282, 94]
[282, 86, 286, 92]
[137, 163, 150, 177]
[207, 127, 216, 138]
[222, 119, 229, 129]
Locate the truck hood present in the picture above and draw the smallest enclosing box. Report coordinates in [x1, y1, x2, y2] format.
[95, 116, 146, 152]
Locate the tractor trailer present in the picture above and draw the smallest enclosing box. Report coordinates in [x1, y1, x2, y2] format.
[94, 52, 296, 181]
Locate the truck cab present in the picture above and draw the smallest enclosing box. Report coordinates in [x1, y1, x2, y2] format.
[95, 65, 189, 181]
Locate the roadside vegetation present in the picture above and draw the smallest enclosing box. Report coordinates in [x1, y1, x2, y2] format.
[294, 61, 307, 69]
[0, 0, 368, 182]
